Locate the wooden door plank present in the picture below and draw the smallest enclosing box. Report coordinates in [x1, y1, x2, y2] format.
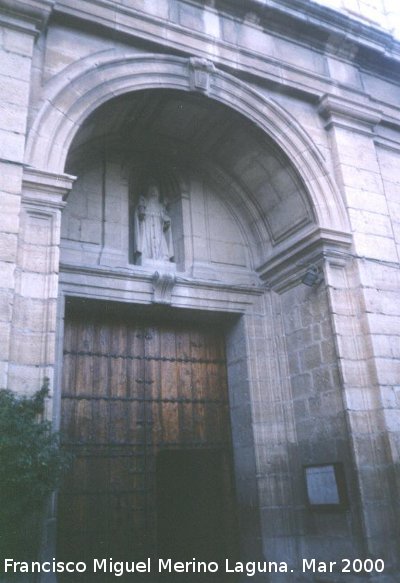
[175, 328, 195, 443]
[92, 321, 109, 398]
[189, 328, 207, 443]
[159, 325, 179, 444]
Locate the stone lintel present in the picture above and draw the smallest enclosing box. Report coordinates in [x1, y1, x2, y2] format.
[22, 167, 76, 211]
[60, 262, 264, 312]
[318, 94, 383, 134]
[257, 227, 352, 292]
[0, 0, 54, 34]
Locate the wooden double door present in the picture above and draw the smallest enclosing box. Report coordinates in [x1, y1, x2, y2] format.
[57, 309, 237, 578]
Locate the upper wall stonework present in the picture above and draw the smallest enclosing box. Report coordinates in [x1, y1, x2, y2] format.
[1, 0, 400, 578]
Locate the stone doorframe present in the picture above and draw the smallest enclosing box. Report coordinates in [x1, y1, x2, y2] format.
[52, 285, 269, 574]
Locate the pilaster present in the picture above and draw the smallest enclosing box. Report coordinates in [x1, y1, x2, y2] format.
[318, 93, 400, 576]
[0, 0, 54, 387]
[8, 168, 75, 396]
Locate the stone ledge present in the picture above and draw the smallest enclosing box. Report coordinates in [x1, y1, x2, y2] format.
[22, 167, 76, 210]
[257, 227, 352, 292]
[0, 0, 54, 34]
[318, 94, 383, 134]
[60, 261, 265, 313]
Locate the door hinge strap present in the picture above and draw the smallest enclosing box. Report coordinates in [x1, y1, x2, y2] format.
[63, 349, 225, 365]
[61, 393, 227, 404]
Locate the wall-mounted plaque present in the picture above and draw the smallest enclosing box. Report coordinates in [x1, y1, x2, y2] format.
[304, 463, 348, 510]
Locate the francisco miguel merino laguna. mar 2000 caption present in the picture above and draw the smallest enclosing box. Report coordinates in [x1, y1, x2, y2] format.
[3, 557, 386, 576]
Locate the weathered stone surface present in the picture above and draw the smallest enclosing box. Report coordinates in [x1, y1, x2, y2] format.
[1, 0, 400, 579]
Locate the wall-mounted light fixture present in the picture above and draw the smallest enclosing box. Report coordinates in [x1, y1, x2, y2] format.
[301, 265, 323, 287]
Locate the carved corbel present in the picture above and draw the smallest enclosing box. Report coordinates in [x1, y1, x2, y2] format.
[189, 57, 215, 94]
[152, 271, 176, 305]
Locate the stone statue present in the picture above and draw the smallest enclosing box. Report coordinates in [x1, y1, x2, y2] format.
[133, 182, 174, 263]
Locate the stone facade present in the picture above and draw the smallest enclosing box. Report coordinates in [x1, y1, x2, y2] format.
[0, 0, 399, 581]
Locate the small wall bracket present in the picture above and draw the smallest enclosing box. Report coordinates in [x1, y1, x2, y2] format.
[152, 271, 176, 305]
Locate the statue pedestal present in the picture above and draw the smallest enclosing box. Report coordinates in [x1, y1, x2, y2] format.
[136, 258, 176, 272]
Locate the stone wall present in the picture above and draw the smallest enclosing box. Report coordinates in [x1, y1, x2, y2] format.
[1, 0, 400, 580]
[281, 281, 361, 563]
[0, 10, 35, 390]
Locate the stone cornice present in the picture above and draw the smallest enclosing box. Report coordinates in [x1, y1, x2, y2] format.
[22, 167, 76, 210]
[53, 0, 400, 70]
[318, 94, 383, 134]
[223, 0, 400, 61]
[51, 2, 339, 102]
[51, 0, 400, 128]
[0, 0, 54, 34]
[374, 134, 400, 153]
[257, 226, 352, 292]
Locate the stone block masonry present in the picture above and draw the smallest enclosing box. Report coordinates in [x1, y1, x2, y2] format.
[1, 0, 399, 580]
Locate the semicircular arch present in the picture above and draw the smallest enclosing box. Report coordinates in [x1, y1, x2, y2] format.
[25, 50, 349, 235]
